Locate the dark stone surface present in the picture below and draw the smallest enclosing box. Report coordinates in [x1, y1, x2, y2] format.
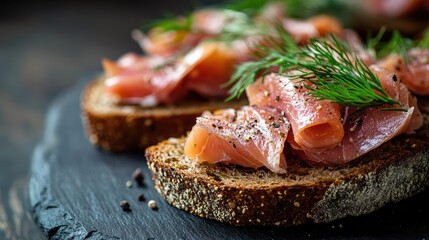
[2, 1, 428, 239]
[28, 76, 429, 239]
[0, 1, 218, 239]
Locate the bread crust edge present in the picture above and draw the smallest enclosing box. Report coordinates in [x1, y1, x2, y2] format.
[146, 132, 429, 226]
[81, 77, 247, 151]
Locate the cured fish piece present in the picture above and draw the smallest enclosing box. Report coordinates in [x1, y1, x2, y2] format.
[363, 0, 423, 17]
[132, 27, 207, 57]
[371, 60, 424, 133]
[290, 65, 416, 165]
[185, 42, 239, 97]
[192, 9, 247, 36]
[103, 53, 192, 105]
[184, 106, 290, 173]
[281, 15, 343, 44]
[246, 73, 344, 149]
[377, 48, 429, 95]
[309, 15, 343, 37]
[103, 41, 244, 105]
[133, 8, 249, 57]
[281, 18, 319, 44]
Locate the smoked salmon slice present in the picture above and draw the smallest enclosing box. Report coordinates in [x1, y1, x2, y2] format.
[281, 15, 344, 44]
[184, 106, 290, 173]
[246, 73, 344, 149]
[289, 65, 416, 165]
[103, 53, 191, 105]
[103, 41, 245, 105]
[185, 42, 240, 97]
[377, 48, 429, 95]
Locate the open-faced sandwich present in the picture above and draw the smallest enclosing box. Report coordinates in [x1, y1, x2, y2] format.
[81, 8, 252, 152]
[146, 15, 429, 226]
[81, 0, 376, 152]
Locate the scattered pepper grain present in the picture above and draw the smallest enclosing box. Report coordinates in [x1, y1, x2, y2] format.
[120, 200, 131, 211]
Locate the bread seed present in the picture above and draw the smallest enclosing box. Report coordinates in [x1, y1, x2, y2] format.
[148, 200, 157, 209]
[126, 180, 133, 188]
[294, 202, 300, 207]
[232, 212, 236, 217]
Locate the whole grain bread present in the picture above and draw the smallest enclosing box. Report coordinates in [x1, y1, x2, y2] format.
[145, 112, 429, 226]
[81, 77, 247, 152]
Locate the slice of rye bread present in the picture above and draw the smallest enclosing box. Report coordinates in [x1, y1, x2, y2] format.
[81, 77, 248, 152]
[145, 112, 429, 226]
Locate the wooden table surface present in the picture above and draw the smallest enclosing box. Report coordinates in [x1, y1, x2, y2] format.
[0, 1, 215, 239]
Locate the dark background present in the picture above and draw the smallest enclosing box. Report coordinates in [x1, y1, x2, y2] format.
[0, 1, 218, 239]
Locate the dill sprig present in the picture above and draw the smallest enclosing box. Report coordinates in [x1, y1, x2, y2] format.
[224, 0, 269, 16]
[366, 27, 386, 51]
[224, 26, 298, 100]
[144, 0, 355, 35]
[209, 10, 261, 43]
[418, 27, 429, 49]
[227, 31, 402, 113]
[377, 30, 414, 61]
[143, 13, 193, 33]
[294, 37, 400, 113]
[367, 29, 414, 61]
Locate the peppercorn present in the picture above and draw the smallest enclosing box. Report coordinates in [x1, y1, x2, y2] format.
[133, 168, 144, 186]
[120, 200, 131, 211]
[138, 194, 145, 202]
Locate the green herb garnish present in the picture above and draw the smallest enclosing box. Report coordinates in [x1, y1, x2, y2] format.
[418, 27, 429, 49]
[294, 37, 400, 114]
[209, 9, 261, 43]
[366, 27, 386, 52]
[144, 0, 356, 35]
[224, 0, 269, 16]
[227, 30, 402, 114]
[143, 13, 193, 33]
[377, 30, 414, 61]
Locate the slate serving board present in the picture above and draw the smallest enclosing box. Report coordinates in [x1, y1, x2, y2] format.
[29, 75, 429, 240]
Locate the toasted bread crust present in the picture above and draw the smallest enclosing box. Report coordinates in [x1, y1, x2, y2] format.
[145, 114, 429, 226]
[81, 77, 247, 151]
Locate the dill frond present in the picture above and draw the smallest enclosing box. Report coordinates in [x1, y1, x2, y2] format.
[227, 31, 403, 114]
